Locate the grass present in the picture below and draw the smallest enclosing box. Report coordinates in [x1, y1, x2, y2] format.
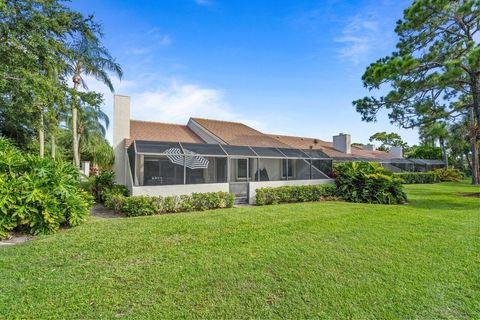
[1, 181, 479, 319]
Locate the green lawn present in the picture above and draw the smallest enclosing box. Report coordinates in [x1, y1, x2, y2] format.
[1, 182, 479, 319]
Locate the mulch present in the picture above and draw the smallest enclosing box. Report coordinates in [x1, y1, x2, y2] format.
[90, 203, 126, 218]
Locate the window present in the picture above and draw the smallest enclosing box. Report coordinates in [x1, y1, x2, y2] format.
[281, 159, 293, 178]
[236, 159, 248, 179]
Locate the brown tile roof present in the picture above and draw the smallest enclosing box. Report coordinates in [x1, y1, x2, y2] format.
[126, 117, 396, 160]
[268, 133, 396, 160]
[127, 120, 204, 145]
[190, 118, 291, 148]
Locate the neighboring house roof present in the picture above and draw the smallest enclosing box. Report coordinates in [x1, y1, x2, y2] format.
[267, 133, 398, 160]
[127, 120, 204, 146]
[190, 118, 291, 148]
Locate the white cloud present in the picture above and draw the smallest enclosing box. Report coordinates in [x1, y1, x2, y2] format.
[79, 76, 262, 144]
[133, 82, 233, 122]
[146, 28, 172, 46]
[335, 15, 381, 64]
[131, 81, 262, 129]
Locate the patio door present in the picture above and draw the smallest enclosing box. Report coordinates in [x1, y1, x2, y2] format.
[229, 158, 250, 201]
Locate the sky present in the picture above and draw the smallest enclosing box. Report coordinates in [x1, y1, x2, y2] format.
[69, 0, 418, 146]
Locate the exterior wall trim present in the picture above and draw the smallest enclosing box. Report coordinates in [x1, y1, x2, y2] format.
[131, 183, 230, 197]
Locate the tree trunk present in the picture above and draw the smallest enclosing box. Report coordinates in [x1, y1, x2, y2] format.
[459, 152, 465, 171]
[465, 150, 472, 172]
[440, 137, 448, 169]
[470, 75, 480, 184]
[39, 112, 44, 158]
[470, 107, 479, 185]
[72, 77, 80, 167]
[51, 134, 56, 159]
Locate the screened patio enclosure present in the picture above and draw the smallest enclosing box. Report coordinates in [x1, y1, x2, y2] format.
[127, 140, 333, 188]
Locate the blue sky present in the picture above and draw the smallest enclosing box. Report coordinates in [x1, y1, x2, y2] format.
[70, 0, 418, 145]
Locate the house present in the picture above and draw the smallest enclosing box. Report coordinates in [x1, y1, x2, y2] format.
[113, 95, 444, 203]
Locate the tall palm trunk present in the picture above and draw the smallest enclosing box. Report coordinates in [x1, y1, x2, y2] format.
[72, 73, 81, 167]
[51, 134, 56, 159]
[39, 111, 44, 158]
[439, 137, 448, 169]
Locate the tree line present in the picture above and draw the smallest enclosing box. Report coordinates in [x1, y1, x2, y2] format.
[0, 0, 121, 170]
[354, 0, 479, 184]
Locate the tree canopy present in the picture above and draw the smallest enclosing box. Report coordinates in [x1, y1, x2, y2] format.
[353, 0, 479, 184]
[0, 0, 118, 169]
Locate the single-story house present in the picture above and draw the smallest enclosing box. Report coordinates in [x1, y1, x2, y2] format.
[113, 95, 444, 203]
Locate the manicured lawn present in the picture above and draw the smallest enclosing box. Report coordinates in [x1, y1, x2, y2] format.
[1, 182, 479, 319]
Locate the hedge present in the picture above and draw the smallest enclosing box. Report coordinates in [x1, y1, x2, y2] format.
[434, 168, 465, 182]
[394, 172, 440, 184]
[103, 191, 235, 217]
[255, 184, 336, 205]
[334, 162, 407, 204]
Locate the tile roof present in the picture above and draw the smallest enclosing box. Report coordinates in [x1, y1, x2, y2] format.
[190, 118, 291, 148]
[267, 133, 397, 160]
[126, 117, 397, 160]
[128, 120, 204, 146]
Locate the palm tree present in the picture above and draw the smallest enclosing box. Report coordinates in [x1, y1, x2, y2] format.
[421, 122, 450, 168]
[66, 35, 122, 167]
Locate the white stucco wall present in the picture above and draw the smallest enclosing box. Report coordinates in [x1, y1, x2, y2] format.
[113, 95, 131, 185]
[248, 179, 335, 204]
[131, 183, 230, 197]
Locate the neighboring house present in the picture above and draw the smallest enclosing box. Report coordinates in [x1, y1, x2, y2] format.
[113, 95, 444, 203]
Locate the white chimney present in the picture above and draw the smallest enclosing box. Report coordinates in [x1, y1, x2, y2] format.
[363, 144, 376, 151]
[333, 133, 351, 154]
[113, 95, 131, 185]
[389, 146, 403, 158]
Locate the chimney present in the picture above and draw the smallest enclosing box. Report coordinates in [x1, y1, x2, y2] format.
[389, 146, 403, 158]
[113, 95, 131, 185]
[363, 144, 376, 151]
[333, 133, 351, 154]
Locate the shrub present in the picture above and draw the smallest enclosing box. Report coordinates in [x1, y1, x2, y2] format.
[100, 184, 129, 202]
[394, 172, 440, 184]
[255, 184, 336, 205]
[191, 192, 235, 210]
[122, 196, 158, 217]
[334, 162, 407, 204]
[89, 170, 116, 201]
[434, 168, 465, 182]
[103, 192, 127, 212]
[0, 137, 93, 238]
[117, 192, 235, 217]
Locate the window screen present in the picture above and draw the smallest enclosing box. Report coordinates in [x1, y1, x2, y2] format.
[222, 145, 257, 157]
[251, 147, 286, 158]
[181, 143, 227, 156]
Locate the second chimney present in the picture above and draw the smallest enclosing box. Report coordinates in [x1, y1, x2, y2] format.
[389, 146, 403, 158]
[363, 144, 376, 151]
[333, 133, 351, 154]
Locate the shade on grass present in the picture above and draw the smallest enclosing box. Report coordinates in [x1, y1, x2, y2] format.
[0, 182, 479, 319]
